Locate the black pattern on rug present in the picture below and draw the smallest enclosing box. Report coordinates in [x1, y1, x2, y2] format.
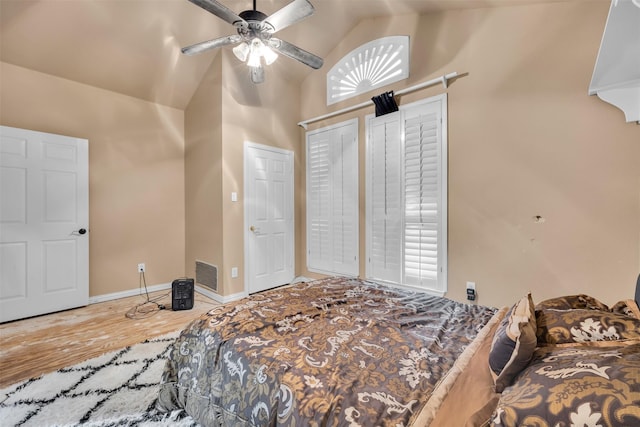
[0, 333, 198, 426]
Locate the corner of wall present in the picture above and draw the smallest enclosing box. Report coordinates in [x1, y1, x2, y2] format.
[184, 54, 225, 291]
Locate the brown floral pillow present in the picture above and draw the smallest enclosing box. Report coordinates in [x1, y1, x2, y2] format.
[490, 343, 640, 427]
[536, 309, 640, 346]
[611, 299, 640, 319]
[489, 293, 537, 393]
[535, 294, 609, 311]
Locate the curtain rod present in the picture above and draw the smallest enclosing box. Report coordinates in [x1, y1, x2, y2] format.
[298, 71, 459, 129]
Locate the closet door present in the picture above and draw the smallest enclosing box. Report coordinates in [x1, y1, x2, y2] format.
[306, 119, 358, 276]
[366, 113, 402, 284]
[365, 94, 447, 295]
[0, 126, 89, 322]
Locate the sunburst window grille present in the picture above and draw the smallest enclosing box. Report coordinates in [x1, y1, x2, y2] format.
[327, 36, 409, 105]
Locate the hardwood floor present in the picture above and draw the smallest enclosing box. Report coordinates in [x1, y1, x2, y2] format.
[0, 290, 220, 389]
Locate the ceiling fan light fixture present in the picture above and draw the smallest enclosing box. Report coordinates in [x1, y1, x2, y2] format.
[232, 42, 250, 62]
[247, 39, 262, 67]
[262, 45, 278, 65]
[243, 38, 278, 68]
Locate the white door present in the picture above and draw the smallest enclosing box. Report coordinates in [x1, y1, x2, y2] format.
[0, 126, 89, 323]
[244, 142, 294, 294]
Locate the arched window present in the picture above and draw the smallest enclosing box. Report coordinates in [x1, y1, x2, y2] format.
[327, 36, 409, 105]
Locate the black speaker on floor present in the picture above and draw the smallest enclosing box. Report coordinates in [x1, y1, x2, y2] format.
[171, 278, 194, 311]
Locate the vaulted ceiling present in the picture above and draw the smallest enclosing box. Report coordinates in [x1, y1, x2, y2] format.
[0, 0, 564, 110]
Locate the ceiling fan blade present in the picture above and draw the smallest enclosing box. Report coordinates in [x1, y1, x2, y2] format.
[182, 34, 243, 55]
[270, 38, 323, 69]
[188, 0, 245, 26]
[263, 0, 314, 33]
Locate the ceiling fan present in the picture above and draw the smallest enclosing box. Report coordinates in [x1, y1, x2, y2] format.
[182, 0, 324, 84]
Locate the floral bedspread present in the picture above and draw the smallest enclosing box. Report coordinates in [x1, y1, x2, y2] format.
[491, 343, 640, 426]
[157, 277, 497, 426]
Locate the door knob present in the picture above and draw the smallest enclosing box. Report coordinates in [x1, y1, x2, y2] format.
[78, 228, 87, 235]
[250, 226, 256, 232]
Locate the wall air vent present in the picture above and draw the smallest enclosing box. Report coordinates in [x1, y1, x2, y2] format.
[327, 36, 410, 105]
[195, 260, 218, 292]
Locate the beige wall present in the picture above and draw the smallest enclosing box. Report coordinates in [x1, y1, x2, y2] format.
[184, 51, 302, 296]
[0, 62, 185, 297]
[184, 54, 224, 288]
[2, 1, 638, 309]
[299, 2, 640, 308]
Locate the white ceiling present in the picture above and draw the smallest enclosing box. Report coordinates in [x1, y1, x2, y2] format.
[0, 0, 564, 110]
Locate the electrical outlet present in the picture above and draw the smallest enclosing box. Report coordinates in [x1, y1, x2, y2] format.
[137, 263, 145, 273]
[466, 281, 476, 301]
[231, 267, 238, 278]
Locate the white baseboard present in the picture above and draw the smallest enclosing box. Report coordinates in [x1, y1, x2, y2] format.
[88, 282, 172, 304]
[89, 282, 248, 305]
[195, 285, 247, 304]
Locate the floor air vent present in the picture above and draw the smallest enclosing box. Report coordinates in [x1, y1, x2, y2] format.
[195, 260, 218, 292]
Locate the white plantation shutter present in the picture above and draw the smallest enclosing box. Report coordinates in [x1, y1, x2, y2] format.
[368, 114, 402, 283]
[306, 119, 358, 276]
[330, 126, 359, 274]
[307, 133, 331, 272]
[366, 94, 447, 295]
[403, 110, 441, 290]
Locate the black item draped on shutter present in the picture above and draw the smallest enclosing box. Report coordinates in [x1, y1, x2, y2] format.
[372, 91, 399, 117]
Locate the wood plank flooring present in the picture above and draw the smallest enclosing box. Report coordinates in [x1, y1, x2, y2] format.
[0, 290, 219, 389]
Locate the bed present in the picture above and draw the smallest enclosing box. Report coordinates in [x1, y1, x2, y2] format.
[157, 276, 501, 426]
[485, 292, 640, 427]
[157, 275, 640, 426]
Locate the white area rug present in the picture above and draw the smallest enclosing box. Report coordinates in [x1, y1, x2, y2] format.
[0, 332, 197, 426]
